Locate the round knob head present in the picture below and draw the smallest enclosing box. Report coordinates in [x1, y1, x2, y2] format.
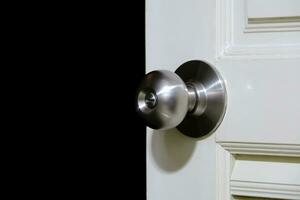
[136, 70, 188, 130]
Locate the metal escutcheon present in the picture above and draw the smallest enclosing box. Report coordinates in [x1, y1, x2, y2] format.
[136, 60, 227, 138]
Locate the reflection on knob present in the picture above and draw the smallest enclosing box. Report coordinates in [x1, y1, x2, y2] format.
[136, 60, 227, 138]
[137, 70, 189, 130]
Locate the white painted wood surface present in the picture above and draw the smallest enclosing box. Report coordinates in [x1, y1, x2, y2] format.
[246, 0, 300, 19]
[215, 59, 300, 144]
[216, 0, 300, 58]
[147, 0, 300, 199]
[231, 156, 300, 199]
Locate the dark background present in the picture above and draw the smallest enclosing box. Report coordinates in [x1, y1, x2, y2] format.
[7, 1, 146, 199]
[83, 1, 146, 199]
[103, 1, 147, 198]
[87, 1, 146, 199]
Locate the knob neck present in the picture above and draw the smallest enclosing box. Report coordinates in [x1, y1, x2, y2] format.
[186, 82, 207, 116]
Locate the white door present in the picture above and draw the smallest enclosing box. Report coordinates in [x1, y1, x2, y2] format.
[146, 0, 300, 199]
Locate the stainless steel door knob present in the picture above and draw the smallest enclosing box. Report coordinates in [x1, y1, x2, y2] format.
[136, 60, 227, 138]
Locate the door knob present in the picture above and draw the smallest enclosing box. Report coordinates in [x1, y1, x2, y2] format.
[136, 60, 227, 138]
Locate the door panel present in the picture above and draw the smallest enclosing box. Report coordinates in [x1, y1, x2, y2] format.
[147, 129, 216, 200]
[146, 0, 300, 199]
[215, 59, 300, 144]
[217, 1, 300, 199]
[146, 0, 218, 199]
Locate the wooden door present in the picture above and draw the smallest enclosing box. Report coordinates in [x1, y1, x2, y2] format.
[146, 0, 300, 199]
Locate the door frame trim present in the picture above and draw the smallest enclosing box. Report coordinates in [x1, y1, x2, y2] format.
[216, 142, 300, 199]
[216, 0, 300, 60]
